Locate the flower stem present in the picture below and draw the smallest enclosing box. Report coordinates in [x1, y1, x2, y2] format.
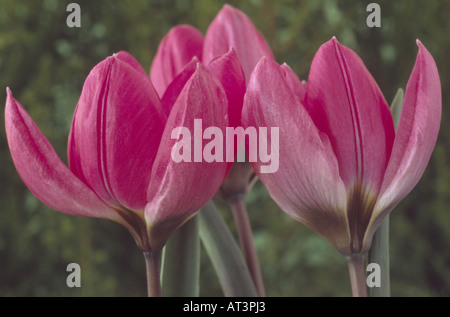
[346, 254, 367, 297]
[143, 250, 162, 297]
[228, 197, 265, 297]
[161, 216, 200, 297]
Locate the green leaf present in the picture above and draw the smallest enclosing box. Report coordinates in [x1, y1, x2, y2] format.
[367, 215, 390, 296]
[198, 200, 258, 297]
[367, 88, 404, 297]
[390, 88, 404, 130]
[161, 216, 200, 297]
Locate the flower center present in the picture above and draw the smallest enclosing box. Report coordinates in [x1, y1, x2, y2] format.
[346, 182, 377, 253]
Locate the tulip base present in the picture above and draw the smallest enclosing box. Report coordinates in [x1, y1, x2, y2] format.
[144, 250, 162, 297]
[346, 254, 367, 297]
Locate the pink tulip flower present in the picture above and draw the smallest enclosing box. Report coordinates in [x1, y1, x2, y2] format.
[148, 6, 273, 296]
[242, 37, 441, 257]
[5, 51, 230, 253]
[202, 4, 274, 83]
[150, 5, 274, 199]
[204, 4, 274, 199]
[150, 25, 204, 98]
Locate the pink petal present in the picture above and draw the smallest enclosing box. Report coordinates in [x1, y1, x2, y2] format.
[205, 49, 250, 195]
[146, 63, 229, 250]
[206, 47, 245, 128]
[373, 41, 441, 220]
[69, 52, 166, 212]
[160, 57, 199, 117]
[242, 58, 351, 254]
[203, 4, 274, 82]
[150, 25, 204, 97]
[5, 89, 115, 220]
[280, 63, 307, 104]
[305, 37, 395, 194]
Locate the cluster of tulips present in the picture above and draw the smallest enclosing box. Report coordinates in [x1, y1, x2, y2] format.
[5, 5, 441, 297]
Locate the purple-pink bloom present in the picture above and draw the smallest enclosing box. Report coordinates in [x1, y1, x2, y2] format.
[5, 51, 229, 252]
[242, 38, 441, 256]
[150, 4, 274, 199]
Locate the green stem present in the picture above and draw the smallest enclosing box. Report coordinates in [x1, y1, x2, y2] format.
[143, 250, 162, 297]
[368, 215, 390, 296]
[199, 200, 258, 297]
[228, 197, 265, 296]
[346, 254, 367, 297]
[161, 216, 200, 297]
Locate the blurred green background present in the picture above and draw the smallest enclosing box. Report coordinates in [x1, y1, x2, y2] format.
[0, 0, 449, 296]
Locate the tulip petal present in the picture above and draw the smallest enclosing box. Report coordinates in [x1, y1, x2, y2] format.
[306, 38, 395, 194]
[206, 49, 250, 197]
[146, 63, 229, 250]
[160, 57, 199, 117]
[373, 41, 441, 220]
[206, 48, 246, 177]
[150, 25, 204, 97]
[5, 89, 115, 219]
[203, 4, 274, 82]
[280, 63, 307, 104]
[69, 52, 166, 212]
[242, 58, 351, 254]
[206, 48, 246, 129]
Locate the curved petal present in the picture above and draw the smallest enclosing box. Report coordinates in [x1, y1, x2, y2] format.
[280, 63, 307, 104]
[372, 41, 441, 223]
[306, 38, 395, 194]
[206, 48, 245, 129]
[146, 63, 229, 251]
[203, 4, 274, 82]
[5, 89, 115, 220]
[69, 52, 166, 212]
[160, 57, 199, 117]
[150, 25, 204, 97]
[207, 48, 247, 180]
[242, 58, 351, 254]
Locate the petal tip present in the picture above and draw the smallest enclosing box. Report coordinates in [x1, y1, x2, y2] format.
[256, 55, 270, 68]
[110, 51, 131, 62]
[248, 56, 281, 89]
[217, 4, 246, 24]
[191, 61, 211, 82]
[280, 62, 292, 69]
[5, 88, 16, 110]
[416, 39, 427, 55]
[322, 36, 341, 52]
[416, 39, 423, 50]
[195, 60, 204, 71]
[222, 4, 236, 12]
[330, 36, 342, 48]
[249, 56, 277, 82]
[227, 46, 236, 55]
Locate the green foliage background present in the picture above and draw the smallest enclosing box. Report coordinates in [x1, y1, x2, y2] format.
[0, 0, 449, 296]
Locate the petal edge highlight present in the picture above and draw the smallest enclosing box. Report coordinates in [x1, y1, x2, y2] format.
[5, 89, 115, 220]
[373, 41, 441, 219]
